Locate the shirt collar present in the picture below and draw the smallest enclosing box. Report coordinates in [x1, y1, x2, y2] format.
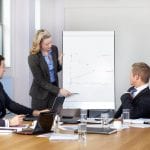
[135, 83, 149, 92]
[133, 83, 149, 97]
[41, 49, 52, 57]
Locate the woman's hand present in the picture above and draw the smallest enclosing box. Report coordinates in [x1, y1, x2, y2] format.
[32, 109, 50, 116]
[59, 88, 72, 97]
[58, 50, 63, 65]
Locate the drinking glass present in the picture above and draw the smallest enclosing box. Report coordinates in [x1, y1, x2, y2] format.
[78, 123, 87, 143]
[78, 109, 87, 143]
[122, 109, 130, 125]
[80, 109, 87, 123]
[53, 114, 60, 133]
[101, 112, 109, 128]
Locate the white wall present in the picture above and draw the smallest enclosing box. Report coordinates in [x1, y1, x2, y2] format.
[40, 0, 64, 51]
[7, 0, 35, 107]
[40, 0, 150, 109]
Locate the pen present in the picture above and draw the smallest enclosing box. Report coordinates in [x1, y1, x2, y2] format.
[95, 118, 101, 121]
[109, 119, 114, 124]
[144, 122, 150, 124]
[71, 93, 79, 95]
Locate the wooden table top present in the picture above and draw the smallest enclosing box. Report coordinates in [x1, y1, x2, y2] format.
[0, 127, 150, 150]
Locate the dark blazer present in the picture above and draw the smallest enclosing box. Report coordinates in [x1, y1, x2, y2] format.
[0, 82, 33, 126]
[114, 86, 150, 119]
[28, 45, 62, 100]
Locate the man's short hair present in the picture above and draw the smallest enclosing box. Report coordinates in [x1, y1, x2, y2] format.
[132, 62, 150, 83]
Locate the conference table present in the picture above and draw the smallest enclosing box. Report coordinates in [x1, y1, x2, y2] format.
[0, 127, 150, 150]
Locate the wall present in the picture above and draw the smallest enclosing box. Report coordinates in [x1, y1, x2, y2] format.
[6, 0, 35, 107]
[0, 0, 2, 23]
[40, 0, 64, 51]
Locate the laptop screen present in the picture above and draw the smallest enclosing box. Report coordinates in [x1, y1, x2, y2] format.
[16, 112, 55, 135]
[50, 96, 65, 114]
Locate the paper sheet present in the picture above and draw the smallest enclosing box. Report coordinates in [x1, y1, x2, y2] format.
[37, 133, 52, 138]
[49, 133, 78, 141]
[37, 132, 78, 140]
[0, 126, 24, 132]
[59, 125, 78, 131]
[123, 118, 150, 124]
[121, 118, 150, 128]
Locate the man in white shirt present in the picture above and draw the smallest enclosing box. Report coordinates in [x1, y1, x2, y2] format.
[114, 62, 150, 119]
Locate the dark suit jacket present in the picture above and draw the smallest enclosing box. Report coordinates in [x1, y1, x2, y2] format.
[0, 82, 33, 126]
[114, 86, 150, 119]
[28, 45, 62, 100]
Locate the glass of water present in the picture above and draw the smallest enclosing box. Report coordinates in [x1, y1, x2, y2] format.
[53, 114, 60, 133]
[101, 112, 109, 128]
[122, 109, 130, 125]
[78, 123, 87, 143]
[80, 109, 87, 123]
[78, 109, 87, 143]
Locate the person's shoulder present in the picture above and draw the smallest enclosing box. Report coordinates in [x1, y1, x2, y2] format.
[145, 87, 150, 93]
[28, 53, 41, 60]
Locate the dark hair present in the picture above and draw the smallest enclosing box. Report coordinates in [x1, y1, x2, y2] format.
[0, 55, 4, 65]
[132, 62, 150, 83]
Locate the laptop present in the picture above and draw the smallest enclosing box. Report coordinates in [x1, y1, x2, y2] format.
[50, 96, 65, 114]
[86, 127, 117, 135]
[61, 116, 80, 124]
[23, 96, 65, 121]
[17, 96, 65, 135]
[16, 112, 55, 135]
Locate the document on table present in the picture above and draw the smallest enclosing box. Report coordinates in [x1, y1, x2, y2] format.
[49, 133, 78, 141]
[0, 128, 16, 135]
[0, 127, 17, 135]
[59, 125, 78, 131]
[0, 125, 28, 134]
[37, 133, 52, 138]
[127, 118, 150, 124]
[127, 118, 150, 128]
[37, 133, 78, 140]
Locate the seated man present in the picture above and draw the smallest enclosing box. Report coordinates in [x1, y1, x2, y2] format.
[114, 62, 150, 119]
[0, 55, 47, 127]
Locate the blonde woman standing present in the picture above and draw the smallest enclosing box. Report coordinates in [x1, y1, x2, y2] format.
[28, 29, 71, 110]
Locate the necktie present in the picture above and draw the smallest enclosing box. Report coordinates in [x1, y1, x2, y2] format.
[130, 88, 137, 97]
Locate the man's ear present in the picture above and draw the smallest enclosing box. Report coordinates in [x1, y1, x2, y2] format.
[135, 74, 140, 80]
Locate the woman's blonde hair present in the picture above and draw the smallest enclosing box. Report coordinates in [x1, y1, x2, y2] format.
[30, 29, 51, 54]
